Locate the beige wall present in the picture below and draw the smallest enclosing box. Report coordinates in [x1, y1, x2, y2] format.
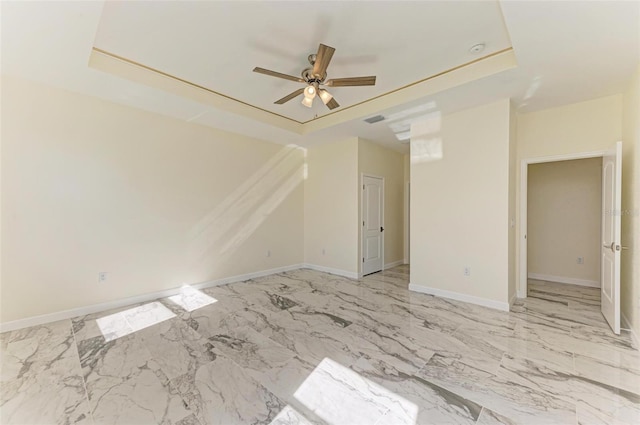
[516, 95, 623, 159]
[508, 101, 517, 302]
[621, 67, 640, 339]
[404, 153, 410, 263]
[516, 94, 623, 295]
[411, 99, 512, 305]
[357, 138, 405, 270]
[1, 76, 305, 323]
[303, 138, 359, 274]
[527, 158, 602, 285]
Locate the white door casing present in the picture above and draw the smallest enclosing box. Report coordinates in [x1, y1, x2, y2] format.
[601, 141, 622, 334]
[362, 175, 384, 276]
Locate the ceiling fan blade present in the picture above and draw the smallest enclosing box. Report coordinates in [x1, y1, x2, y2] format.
[326, 97, 340, 110]
[253, 67, 304, 83]
[274, 88, 305, 104]
[325, 76, 376, 87]
[312, 44, 335, 77]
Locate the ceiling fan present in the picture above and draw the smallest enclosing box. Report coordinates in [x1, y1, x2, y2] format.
[253, 43, 376, 110]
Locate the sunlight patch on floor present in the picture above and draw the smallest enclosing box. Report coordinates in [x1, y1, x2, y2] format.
[96, 301, 175, 342]
[293, 358, 418, 425]
[168, 285, 217, 312]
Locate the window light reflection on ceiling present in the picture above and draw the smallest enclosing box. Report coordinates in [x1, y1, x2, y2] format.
[384, 101, 438, 142]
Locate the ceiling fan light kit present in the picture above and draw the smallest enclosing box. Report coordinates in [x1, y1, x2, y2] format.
[318, 89, 333, 105]
[301, 96, 314, 108]
[304, 85, 316, 99]
[253, 43, 377, 111]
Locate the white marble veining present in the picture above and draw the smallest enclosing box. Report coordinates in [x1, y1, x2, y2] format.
[1, 268, 638, 424]
[270, 405, 314, 425]
[293, 357, 417, 425]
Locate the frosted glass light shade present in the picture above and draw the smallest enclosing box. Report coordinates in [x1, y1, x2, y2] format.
[301, 96, 314, 107]
[319, 89, 333, 105]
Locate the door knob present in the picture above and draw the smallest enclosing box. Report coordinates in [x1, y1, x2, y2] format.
[604, 242, 627, 252]
[380, 226, 384, 232]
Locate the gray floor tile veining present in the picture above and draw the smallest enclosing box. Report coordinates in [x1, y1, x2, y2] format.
[1, 268, 638, 424]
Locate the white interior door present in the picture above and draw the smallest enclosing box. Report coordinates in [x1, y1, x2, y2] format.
[362, 175, 383, 275]
[601, 141, 622, 334]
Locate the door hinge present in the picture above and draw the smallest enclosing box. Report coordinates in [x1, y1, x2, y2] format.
[363, 258, 365, 263]
[363, 184, 365, 190]
[363, 221, 365, 226]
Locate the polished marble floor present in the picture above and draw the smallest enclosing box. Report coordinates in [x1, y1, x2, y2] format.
[1, 266, 639, 424]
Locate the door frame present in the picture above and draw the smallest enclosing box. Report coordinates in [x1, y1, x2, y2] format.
[404, 181, 410, 265]
[519, 149, 607, 298]
[361, 173, 385, 275]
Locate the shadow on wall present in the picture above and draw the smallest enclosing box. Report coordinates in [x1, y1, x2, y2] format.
[188, 144, 306, 266]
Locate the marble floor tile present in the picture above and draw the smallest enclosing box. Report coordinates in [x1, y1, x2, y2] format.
[2, 265, 638, 424]
[137, 316, 216, 381]
[576, 404, 630, 425]
[476, 407, 518, 425]
[454, 324, 574, 374]
[292, 357, 414, 425]
[205, 325, 297, 377]
[0, 320, 91, 425]
[352, 358, 482, 425]
[168, 285, 219, 312]
[346, 323, 435, 375]
[174, 354, 285, 425]
[528, 280, 601, 304]
[498, 353, 640, 424]
[417, 353, 577, 424]
[269, 405, 315, 425]
[71, 303, 147, 343]
[223, 306, 364, 367]
[574, 352, 640, 396]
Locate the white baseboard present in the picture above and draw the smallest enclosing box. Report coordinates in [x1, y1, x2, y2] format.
[409, 283, 510, 312]
[384, 260, 404, 270]
[622, 311, 639, 351]
[528, 273, 600, 288]
[303, 263, 359, 280]
[403, 258, 409, 265]
[0, 263, 305, 334]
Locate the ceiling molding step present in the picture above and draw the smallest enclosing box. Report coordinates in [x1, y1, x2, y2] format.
[301, 48, 518, 134]
[89, 48, 305, 135]
[90, 47, 517, 137]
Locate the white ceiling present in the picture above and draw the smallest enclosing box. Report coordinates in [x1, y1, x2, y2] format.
[93, 1, 511, 123]
[1, 1, 638, 153]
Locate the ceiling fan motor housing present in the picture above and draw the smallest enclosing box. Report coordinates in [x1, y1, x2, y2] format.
[302, 67, 326, 84]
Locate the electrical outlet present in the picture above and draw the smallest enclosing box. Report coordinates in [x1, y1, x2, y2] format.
[266, 250, 271, 257]
[464, 267, 471, 276]
[98, 272, 108, 283]
[577, 257, 584, 264]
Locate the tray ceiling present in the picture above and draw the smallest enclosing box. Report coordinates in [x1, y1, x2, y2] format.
[93, 1, 512, 123]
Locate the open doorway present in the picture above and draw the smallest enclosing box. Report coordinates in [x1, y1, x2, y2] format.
[527, 158, 602, 288]
[520, 143, 622, 334]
